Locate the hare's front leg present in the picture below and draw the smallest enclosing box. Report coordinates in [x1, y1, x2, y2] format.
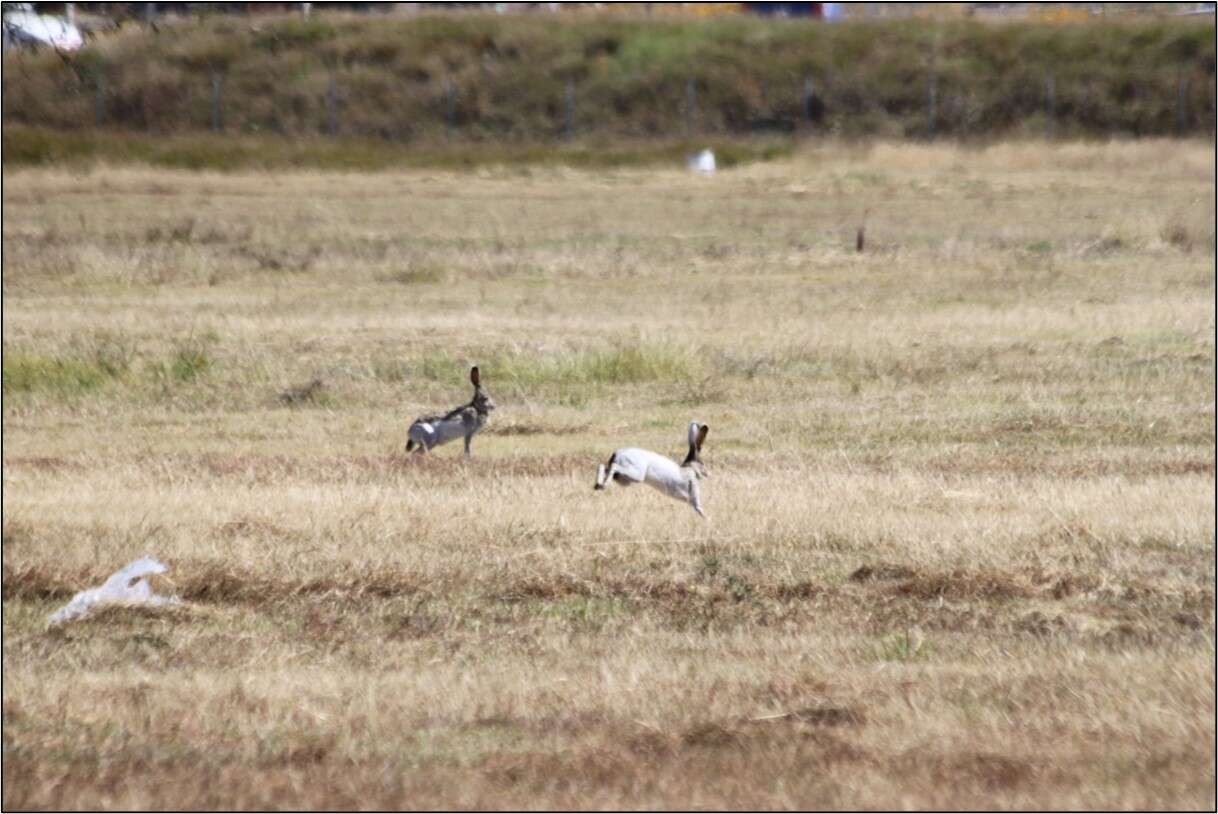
[689, 479, 706, 519]
[463, 433, 473, 458]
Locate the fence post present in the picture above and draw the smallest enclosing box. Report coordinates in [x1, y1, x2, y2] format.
[802, 75, 815, 126]
[927, 31, 940, 140]
[927, 70, 937, 139]
[210, 71, 222, 132]
[564, 78, 575, 139]
[1044, 74, 1055, 139]
[445, 78, 456, 136]
[685, 78, 697, 135]
[94, 75, 105, 126]
[1175, 67, 1189, 136]
[326, 71, 338, 136]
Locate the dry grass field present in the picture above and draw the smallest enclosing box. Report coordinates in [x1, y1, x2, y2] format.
[2, 140, 1215, 810]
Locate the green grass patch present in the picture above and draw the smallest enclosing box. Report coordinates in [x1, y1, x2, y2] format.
[410, 343, 696, 388]
[1, 126, 794, 172]
[496, 344, 696, 387]
[2, 353, 115, 395]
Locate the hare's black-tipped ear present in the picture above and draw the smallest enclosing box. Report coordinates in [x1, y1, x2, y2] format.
[696, 424, 709, 452]
[470, 366, 481, 387]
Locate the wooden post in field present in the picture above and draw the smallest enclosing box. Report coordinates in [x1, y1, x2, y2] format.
[927, 30, 940, 140]
[210, 71, 223, 132]
[1044, 74, 1055, 139]
[1175, 66, 1189, 136]
[326, 71, 338, 136]
[685, 78, 697, 134]
[927, 70, 937, 139]
[95, 75, 105, 126]
[564, 78, 575, 139]
[445, 78, 456, 136]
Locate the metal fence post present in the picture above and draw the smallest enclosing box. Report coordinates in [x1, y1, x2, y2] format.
[210, 71, 222, 132]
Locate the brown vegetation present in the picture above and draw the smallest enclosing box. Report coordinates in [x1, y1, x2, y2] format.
[2, 140, 1214, 809]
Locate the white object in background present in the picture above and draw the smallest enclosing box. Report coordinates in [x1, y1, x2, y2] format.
[48, 557, 178, 625]
[1, 4, 84, 52]
[688, 148, 716, 174]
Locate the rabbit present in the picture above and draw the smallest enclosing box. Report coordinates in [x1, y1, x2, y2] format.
[405, 365, 495, 457]
[594, 421, 709, 518]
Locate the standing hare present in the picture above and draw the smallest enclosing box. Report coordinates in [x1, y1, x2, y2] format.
[405, 365, 495, 457]
[594, 421, 709, 517]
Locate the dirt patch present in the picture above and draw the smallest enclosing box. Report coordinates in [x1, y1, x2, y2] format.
[215, 516, 296, 542]
[3, 456, 82, 473]
[46, 603, 199, 629]
[917, 751, 1038, 791]
[744, 705, 865, 727]
[164, 560, 426, 605]
[924, 453, 1216, 480]
[495, 574, 593, 601]
[490, 422, 590, 437]
[893, 569, 1032, 602]
[153, 451, 593, 483]
[2, 563, 98, 600]
[849, 563, 917, 582]
[1039, 572, 1102, 600]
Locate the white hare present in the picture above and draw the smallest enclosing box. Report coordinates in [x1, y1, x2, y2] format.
[594, 421, 709, 517]
[405, 365, 495, 457]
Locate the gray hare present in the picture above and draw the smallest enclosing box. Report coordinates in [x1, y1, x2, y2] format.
[406, 365, 495, 457]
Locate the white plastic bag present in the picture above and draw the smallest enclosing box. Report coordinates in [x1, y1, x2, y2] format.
[48, 557, 178, 624]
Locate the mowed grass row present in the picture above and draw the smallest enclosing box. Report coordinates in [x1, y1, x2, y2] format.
[2, 140, 1214, 809]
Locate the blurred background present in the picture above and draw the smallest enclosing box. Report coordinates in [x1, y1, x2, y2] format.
[2, 1, 1215, 171]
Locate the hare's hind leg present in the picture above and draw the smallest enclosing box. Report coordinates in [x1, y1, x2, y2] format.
[596, 453, 644, 490]
[596, 453, 637, 490]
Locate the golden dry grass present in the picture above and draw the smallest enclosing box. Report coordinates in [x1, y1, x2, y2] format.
[2, 138, 1215, 810]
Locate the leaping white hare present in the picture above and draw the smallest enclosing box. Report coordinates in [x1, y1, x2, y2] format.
[405, 365, 496, 457]
[594, 421, 709, 517]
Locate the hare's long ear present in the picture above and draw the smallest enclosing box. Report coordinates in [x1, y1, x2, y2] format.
[470, 365, 481, 388]
[684, 421, 707, 466]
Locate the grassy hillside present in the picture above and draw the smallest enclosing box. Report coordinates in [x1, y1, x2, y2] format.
[2, 11, 1214, 148]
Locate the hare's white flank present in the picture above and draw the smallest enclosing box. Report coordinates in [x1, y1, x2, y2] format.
[406, 365, 496, 457]
[594, 421, 710, 518]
